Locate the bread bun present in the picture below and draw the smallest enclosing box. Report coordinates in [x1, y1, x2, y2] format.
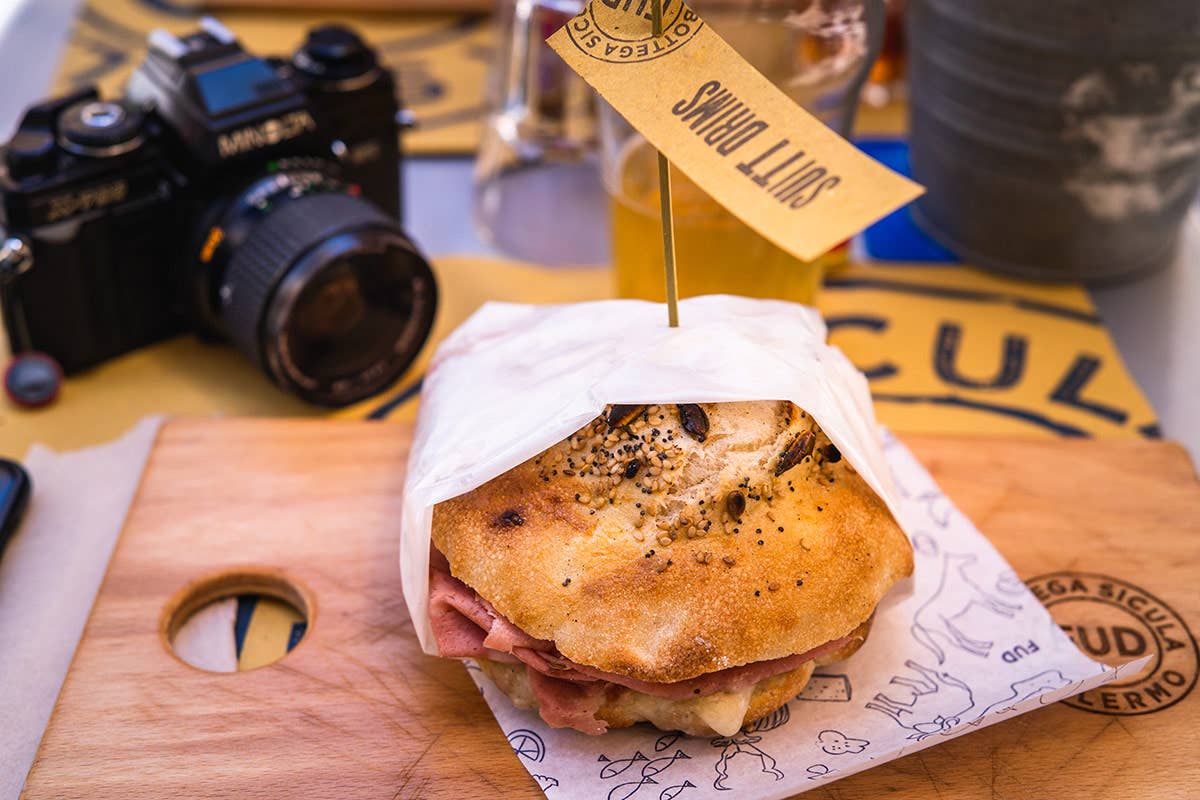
[433, 401, 912, 684]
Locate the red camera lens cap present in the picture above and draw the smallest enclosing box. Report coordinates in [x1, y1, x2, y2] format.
[4, 352, 62, 408]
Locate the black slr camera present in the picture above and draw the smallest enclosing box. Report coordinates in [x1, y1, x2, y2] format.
[0, 19, 436, 406]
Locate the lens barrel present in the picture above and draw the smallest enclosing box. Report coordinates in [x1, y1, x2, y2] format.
[220, 191, 436, 406]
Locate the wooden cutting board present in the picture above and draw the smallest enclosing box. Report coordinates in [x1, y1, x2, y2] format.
[21, 420, 1200, 799]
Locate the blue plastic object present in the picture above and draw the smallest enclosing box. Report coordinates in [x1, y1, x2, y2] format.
[854, 138, 958, 263]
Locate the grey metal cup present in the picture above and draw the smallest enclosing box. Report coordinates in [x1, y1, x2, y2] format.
[907, 0, 1200, 283]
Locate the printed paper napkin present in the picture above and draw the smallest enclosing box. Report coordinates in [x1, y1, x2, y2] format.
[464, 433, 1140, 798]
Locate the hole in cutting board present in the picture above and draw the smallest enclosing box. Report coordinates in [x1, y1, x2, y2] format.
[163, 569, 311, 673]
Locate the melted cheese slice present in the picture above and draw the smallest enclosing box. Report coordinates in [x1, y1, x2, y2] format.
[692, 687, 755, 736]
[624, 683, 755, 737]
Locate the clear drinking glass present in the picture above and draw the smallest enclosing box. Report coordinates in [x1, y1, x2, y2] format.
[474, 0, 610, 266]
[602, 0, 885, 303]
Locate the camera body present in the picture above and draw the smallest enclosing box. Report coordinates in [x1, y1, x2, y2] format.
[0, 88, 179, 373]
[0, 19, 433, 405]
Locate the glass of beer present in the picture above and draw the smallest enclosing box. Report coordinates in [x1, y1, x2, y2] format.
[603, 0, 885, 304]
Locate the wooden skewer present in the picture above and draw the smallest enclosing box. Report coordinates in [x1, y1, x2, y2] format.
[651, 0, 680, 328]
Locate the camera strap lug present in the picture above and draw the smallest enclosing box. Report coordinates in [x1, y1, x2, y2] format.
[0, 235, 33, 286]
[395, 109, 418, 131]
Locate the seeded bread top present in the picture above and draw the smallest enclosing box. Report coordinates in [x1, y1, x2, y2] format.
[431, 400, 913, 683]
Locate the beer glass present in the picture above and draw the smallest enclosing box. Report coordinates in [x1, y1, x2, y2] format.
[602, 0, 885, 303]
[475, 0, 610, 265]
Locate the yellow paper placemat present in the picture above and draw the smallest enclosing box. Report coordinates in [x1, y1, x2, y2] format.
[820, 262, 1157, 438]
[51, 0, 490, 155]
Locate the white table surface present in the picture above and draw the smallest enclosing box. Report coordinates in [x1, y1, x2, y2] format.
[0, 0, 1195, 461]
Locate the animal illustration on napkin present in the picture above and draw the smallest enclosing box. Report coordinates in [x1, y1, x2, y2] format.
[974, 670, 1072, 720]
[911, 552, 1023, 663]
[864, 660, 976, 740]
[599, 751, 649, 778]
[598, 749, 692, 800]
[642, 751, 691, 778]
[709, 706, 789, 790]
[817, 729, 870, 755]
[886, 451, 953, 529]
[658, 780, 696, 799]
[608, 777, 658, 800]
[655, 733, 682, 752]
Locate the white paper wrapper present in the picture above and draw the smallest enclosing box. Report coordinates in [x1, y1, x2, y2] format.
[399, 295, 1139, 797]
[401, 295, 902, 654]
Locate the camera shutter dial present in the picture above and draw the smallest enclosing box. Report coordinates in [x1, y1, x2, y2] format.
[293, 26, 378, 86]
[58, 100, 146, 158]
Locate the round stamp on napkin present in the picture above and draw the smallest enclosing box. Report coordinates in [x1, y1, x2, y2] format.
[1028, 571, 1198, 716]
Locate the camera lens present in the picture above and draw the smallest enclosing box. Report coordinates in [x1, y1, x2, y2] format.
[217, 190, 436, 407]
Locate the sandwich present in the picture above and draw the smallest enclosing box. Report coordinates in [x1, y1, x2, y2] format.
[428, 400, 912, 736]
